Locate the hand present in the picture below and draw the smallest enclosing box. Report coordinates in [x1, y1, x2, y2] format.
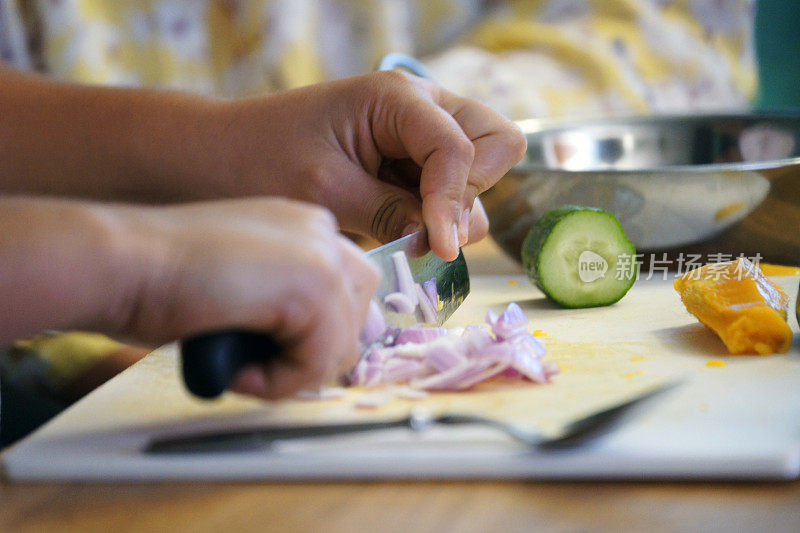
[1, 67, 525, 261]
[216, 71, 527, 260]
[105, 198, 379, 398]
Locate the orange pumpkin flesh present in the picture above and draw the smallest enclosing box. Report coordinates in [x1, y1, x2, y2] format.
[673, 258, 792, 355]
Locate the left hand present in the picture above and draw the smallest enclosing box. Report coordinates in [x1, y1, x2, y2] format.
[213, 71, 527, 260]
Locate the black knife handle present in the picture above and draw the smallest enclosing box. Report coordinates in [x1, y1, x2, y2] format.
[181, 331, 282, 399]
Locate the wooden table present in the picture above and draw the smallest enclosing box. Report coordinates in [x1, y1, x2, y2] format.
[2, 239, 800, 533]
[2, 480, 800, 532]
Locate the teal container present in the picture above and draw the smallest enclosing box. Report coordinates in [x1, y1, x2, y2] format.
[755, 0, 800, 109]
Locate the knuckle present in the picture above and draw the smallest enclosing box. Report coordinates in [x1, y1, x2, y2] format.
[464, 182, 481, 202]
[374, 69, 415, 90]
[447, 135, 475, 163]
[302, 203, 339, 235]
[301, 163, 336, 205]
[309, 248, 343, 287]
[370, 70, 434, 101]
[508, 125, 528, 161]
[291, 243, 345, 301]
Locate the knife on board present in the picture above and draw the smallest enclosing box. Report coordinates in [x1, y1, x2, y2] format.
[180, 229, 470, 399]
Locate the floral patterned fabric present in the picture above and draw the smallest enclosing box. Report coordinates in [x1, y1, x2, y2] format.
[1, 0, 756, 116]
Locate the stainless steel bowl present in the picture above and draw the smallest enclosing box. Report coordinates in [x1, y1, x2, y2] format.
[481, 113, 800, 265]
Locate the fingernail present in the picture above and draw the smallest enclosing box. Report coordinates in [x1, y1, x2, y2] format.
[451, 222, 460, 254]
[458, 208, 470, 246]
[402, 222, 423, 237]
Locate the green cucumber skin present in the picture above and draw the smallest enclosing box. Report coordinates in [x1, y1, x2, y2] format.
[522, 206, 636, 309]
[522, 205, 587, 288]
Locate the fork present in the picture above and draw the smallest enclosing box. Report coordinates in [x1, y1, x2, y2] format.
[145, 381, 678, 454]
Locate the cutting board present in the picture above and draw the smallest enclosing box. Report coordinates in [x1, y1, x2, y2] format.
[3, 274, 800, 481]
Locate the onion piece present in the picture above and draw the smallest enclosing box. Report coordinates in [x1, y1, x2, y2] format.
[383, 358, 425, 383]
[395, 327, 447, 345]
[355, 390, 394, 409]
[296, 387, 347, 401]
[410, 358, 510, 390]
[390, 251, 418, 306]
[360, 299, 387, 345]
[487, 302, 528, 340]
[422, 278, 439, 310]
[415, 283, 439, 324]
[461, 325, 493, 353]
[425, 342, 468, 371]
[383, 292, 415, 314]
[350, 359, 383, 387]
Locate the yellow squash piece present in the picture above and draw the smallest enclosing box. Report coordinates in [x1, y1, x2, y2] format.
[673, 258, 792, 355]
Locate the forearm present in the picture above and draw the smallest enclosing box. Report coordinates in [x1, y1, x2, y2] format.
[0, 64, 233, 202]
[0, 197, 140, 344]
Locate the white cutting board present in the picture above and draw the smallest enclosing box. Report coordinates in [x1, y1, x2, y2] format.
[3, 274, 800, 481]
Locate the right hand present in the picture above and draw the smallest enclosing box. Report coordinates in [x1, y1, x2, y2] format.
[110, 198, 379, 399]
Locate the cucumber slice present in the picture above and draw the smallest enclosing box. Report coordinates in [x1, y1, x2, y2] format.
[522, 206, 637, 308]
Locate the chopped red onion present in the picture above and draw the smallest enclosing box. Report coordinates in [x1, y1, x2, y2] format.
[355, 390, 394, 409]
[395, 327, 447, 345]
[542, 362, 560, 379]
[424, 342, 468, 371]
[296, 387, 347, 401]
[365, 346, 390, 363]
[351, 359, 383, 387]
[411, 358, 510, 390]
[360, 300, 387, 345]
[460, 325, 493, 353]
[486, 302, 528, 340]
[350, 302, 558, 391]
[383, 358, 426, 382]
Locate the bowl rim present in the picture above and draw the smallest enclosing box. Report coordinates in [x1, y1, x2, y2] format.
[514, 111, 800, 173]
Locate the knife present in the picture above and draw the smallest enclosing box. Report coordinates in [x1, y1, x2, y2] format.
[180, 229, 470, 398]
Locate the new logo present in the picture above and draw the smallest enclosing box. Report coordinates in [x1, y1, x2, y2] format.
[578, 251, 608, 283]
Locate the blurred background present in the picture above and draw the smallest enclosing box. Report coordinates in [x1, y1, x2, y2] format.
[0, 0, 773, 116]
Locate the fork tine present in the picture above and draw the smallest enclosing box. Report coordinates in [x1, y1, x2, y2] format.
[537, 381, 680, 449]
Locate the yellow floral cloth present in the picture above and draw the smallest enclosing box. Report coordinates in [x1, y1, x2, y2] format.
[2, 0, 756, 112]
[0, 0, 757, 386]
[429, 0, 757, 119]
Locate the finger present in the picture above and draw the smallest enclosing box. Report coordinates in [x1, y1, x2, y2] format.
[436, 92, 526, 246]
[466, 196, 490, 245]
[334, 235, 380, 371]
[247, 292, 348, 400]
[233, 239, 358, 399]
[371, 78, 474, 260]
[248, 232, 379, 399]
[438, 92, 527, 205]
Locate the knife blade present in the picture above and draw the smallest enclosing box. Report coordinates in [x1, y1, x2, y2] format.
[180, 230, 469, 399]
[365, 229, 469, 329]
